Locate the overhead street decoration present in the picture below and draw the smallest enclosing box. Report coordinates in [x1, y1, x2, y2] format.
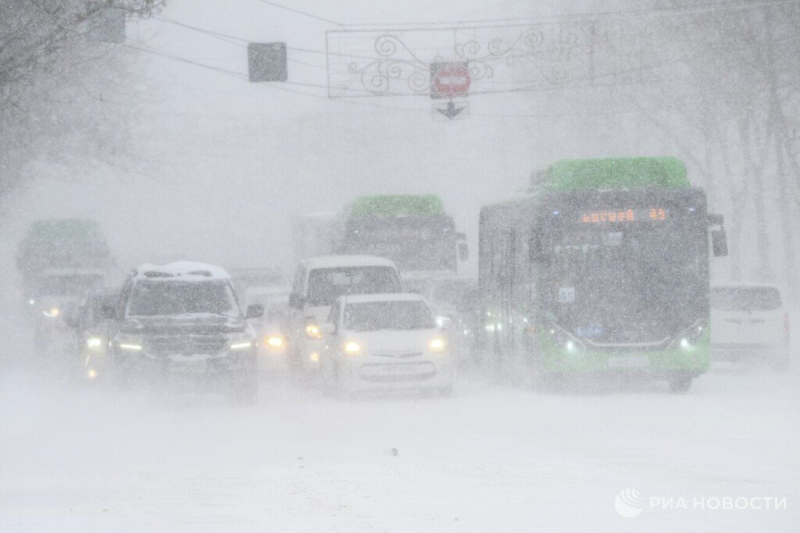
[325, 18, 667, 98]
[430, 62, 470, 99]
[248, 42, 288, 82]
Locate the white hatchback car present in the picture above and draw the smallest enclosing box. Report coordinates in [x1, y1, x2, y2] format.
[710, 284, 790, 369]
[321, 293, 454, 396]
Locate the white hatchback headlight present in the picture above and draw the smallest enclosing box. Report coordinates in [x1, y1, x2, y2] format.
[428, 337, 446, 354]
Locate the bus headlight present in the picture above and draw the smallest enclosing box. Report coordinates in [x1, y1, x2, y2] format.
[547, 325, 584, 352]
[42, 307, 60, 318]
[673, 321, 707, 350]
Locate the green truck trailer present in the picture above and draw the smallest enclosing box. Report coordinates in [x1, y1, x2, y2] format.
[478, 157, 728, 391]
[17, 219, 113, 306]
[295, 195, 468, 277]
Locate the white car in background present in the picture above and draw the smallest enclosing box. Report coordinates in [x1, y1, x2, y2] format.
[320, 293, 454, 397]
[711, 283, 790, 370]
[285, 255, 403, 375]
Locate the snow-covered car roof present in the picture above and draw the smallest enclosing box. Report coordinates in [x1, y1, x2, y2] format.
[340, 293, 427, 305]
[134, 261, 231, 281]
[302, 255, 397, 269]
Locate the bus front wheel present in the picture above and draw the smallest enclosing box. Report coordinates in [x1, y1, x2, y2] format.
[669, 373, 692, 393]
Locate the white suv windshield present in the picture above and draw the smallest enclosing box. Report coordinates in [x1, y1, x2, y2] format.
[306, 267, 401, 307]
[127, 280, 238, 317]
[344, 301, 435, 331]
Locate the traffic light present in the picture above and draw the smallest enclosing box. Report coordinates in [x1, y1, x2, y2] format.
[248, 43, 288, 82]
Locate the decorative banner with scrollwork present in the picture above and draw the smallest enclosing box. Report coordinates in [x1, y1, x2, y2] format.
[325, 18, 668, 98]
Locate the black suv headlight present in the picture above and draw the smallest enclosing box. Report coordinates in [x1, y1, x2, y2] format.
[229, 334, 255, 352]
[113, 334, 144, 352]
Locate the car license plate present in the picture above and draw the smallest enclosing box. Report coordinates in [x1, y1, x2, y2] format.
[607, 356, 649, 369]
[366, 364, 426, 376]
[171, 360, 208, 374]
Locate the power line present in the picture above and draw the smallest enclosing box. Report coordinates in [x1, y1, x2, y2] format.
[154, 16, 250, 44]
[124, 43, 249, 79]
[340, 0, 800, 28]
[252, 0, 341, 26]
[149, 16, 378, 66]
[150, 16, 345, 72]
[122, 42, 430, 115]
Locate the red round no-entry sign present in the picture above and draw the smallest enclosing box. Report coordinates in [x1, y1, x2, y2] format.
[431, 62, 470, 99]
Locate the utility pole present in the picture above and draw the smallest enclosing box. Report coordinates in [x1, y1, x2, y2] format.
[763, 4, 796, 299]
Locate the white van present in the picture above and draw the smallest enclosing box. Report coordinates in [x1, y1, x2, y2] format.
[710, 283, 790, 370]
[285, 256, 403, 373]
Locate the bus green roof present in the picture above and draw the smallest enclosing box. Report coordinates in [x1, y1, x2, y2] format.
[538, 157, 689, 191]
[25, 219, 105, 243]
[347, 195, 445, 216]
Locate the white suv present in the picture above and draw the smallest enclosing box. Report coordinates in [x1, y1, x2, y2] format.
[710, 283, 790, 370]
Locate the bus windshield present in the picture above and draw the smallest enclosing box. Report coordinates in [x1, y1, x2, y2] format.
[542, 223, 706, 344]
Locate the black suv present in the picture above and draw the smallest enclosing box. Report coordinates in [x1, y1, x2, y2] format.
[105, 262, 262, 403]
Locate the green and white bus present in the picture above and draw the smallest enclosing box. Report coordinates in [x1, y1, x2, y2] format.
[478, 157, 728, 391]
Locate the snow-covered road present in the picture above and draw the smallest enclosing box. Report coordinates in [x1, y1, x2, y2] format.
[2, 358, 797, 532]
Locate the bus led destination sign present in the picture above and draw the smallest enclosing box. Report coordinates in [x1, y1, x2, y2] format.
[581, 208, 667, 223]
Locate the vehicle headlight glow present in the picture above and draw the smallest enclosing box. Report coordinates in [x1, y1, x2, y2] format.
[265, 335, 284, 348]
[86, 337, 103, 349]
[344, 341, 362, 357]
[309, 351, 320, 362]
[428, 337, 446, 354]
[674, 320, 707, 350]
[42, 307, 60, 318]
[230, 341, 253, 351]
[87, 369, 98, 379]
[305, 323, 322, 339]
[547, 324, 585, 352]
[119, 343, 143, 352]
